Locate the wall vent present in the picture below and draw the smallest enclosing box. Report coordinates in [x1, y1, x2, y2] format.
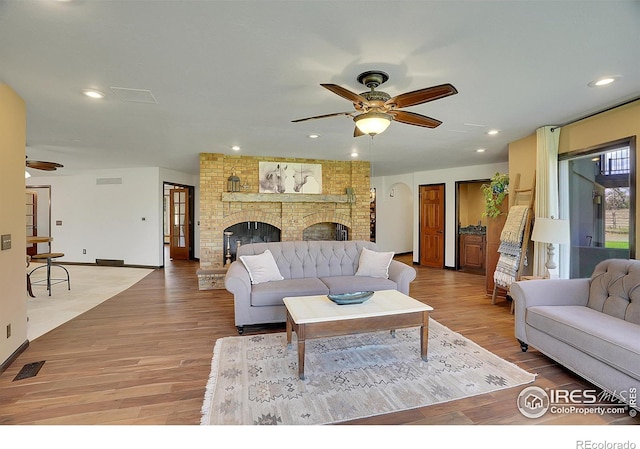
[110, 87, 158, 104]
[96, 259, 125, 266]
[96, 177, 123, 185]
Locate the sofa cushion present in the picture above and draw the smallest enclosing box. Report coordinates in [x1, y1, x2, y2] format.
[239, 249, 284, 285]
[250, 278, 329, 307]
[320, 275, 397, 295]
[588, 259, 640, 324]
[237, 240, 379, 280]
[355, 246, 394, 279]
[526, 305, 640, 380]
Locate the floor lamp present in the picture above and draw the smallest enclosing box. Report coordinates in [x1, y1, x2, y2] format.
[531, 217, 570, 278]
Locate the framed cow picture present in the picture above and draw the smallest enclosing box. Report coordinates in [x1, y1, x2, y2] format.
[259, 162, 322, 194]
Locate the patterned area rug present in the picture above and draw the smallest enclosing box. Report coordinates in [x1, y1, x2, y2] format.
[201, 319, 535, 425]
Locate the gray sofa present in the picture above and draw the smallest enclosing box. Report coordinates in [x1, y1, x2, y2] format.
[225, 240, 417, 334]
[511, 258, 640, 406]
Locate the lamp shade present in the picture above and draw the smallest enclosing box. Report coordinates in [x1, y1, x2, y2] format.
[531, 217, 570, 244]
[354, 112, 392, 136]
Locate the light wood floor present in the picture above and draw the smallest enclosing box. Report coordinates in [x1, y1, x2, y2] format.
[0, 254, 637, 425]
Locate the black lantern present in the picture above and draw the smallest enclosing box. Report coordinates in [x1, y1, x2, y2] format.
[227, 169, 241, 192]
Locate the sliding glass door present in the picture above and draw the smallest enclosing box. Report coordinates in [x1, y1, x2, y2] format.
[558, 138, 635, 278]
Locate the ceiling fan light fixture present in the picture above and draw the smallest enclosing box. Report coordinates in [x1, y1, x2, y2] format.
[354, 112, 392, 136]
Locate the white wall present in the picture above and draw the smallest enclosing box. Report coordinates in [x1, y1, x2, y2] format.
[371, 174, 414, 253]
[373, 162, 509, 267]
[32, 167, 198, 267]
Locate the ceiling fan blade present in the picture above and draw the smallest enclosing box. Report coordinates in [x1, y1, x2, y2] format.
[385, 83, 458, 109]
[26, 160, 64, 171]
[292, 111, 354, 123]
[390, 110, 443, 128]
[353, 126, 365, 137]
[321, 84, 369, 107]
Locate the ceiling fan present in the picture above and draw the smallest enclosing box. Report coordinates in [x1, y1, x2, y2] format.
[26, 156, 64, 172]
[292, 70, 458, 137]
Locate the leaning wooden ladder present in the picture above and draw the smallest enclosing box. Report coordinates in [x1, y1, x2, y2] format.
[491, 174, 535, 307]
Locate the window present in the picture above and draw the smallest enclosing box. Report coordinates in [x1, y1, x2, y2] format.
[558, 137, 635, 278]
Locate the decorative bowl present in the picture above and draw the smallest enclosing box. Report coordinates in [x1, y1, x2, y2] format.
[327, 291, 374, 305]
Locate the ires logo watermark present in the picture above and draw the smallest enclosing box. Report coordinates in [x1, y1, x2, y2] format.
[517, 386, 637, 419]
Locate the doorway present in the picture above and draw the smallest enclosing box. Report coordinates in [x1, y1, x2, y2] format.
[163, 182, 195, 262]
[419, 184, 445, 268]
[25, 185, 51, 256]
[455, 179, 489, 273]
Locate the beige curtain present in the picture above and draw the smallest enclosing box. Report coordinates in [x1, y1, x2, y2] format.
[534, 125, 561, 276]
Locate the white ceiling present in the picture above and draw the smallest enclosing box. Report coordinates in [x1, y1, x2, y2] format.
[2, 0, 639, 178]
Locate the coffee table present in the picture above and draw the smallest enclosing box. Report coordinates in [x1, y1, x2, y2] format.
[283, 289, 433, 379]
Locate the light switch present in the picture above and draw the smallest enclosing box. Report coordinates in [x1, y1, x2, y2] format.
[1, 234, 11, 250]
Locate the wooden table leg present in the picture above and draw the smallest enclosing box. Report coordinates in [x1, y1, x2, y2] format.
[420, 311, 429, 361]
[297, 323, 306, 380]
[286, 311, 292, 348]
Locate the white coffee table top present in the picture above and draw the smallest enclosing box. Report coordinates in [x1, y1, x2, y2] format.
[283, 289, 433, 324]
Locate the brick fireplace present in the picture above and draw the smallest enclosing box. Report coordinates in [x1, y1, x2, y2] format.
[197, 153, 371, 290]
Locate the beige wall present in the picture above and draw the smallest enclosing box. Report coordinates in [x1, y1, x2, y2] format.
[508, 99, 640, 245]
[0, 84, 28, 367]
[507, 133, 537, 204]
[557, 100, 639, 155]
[459, 182, 486, 227]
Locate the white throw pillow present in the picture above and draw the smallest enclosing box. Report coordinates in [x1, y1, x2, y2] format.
[239, 249, 284, 285]
[355, 246, 394, 279]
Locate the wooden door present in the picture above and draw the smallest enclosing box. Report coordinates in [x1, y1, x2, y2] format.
[26, 190, 37, 256]
[419, 184, 445, 268]
[169, 188, 190, 260]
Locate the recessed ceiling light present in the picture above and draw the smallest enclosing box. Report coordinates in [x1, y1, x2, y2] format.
[308, 134, 319, 139]
[351, 151, 359, 157]
[487, 129, 499, 135]
[231, 145, 240, 151]
[476, 148, 486, 153]
[588, 76, 618, 87]
[82, 89, 104, 99]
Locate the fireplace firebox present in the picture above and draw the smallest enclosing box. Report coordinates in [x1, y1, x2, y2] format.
[223, 222, 281, 264]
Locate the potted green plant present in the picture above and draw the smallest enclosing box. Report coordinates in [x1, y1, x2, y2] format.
[481, 173, 509, 218]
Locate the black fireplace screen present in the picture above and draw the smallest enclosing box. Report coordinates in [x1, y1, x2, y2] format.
[223, 222, 281, 264]
[223, 221, 349, 264]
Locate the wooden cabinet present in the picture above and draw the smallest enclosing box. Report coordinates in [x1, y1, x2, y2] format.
[485, 195, 509, 297]
[460, 234, 485, 270]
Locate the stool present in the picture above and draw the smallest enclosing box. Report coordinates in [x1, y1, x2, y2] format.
[29, 253, 70, 296]
[26, 255, 34, 298]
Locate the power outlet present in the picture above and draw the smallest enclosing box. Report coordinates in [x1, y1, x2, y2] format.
[6, 324, 11, 339]
[83, 249, 87, 254]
